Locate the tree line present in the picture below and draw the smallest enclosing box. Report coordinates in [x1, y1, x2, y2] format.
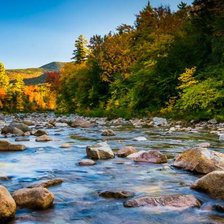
[57, 0, 224, 120]
[0, 0, 223, 120]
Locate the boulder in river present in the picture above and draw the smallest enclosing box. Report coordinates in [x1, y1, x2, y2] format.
[191, 171, 224, 199]
[124, 194, 201, 209]
[134, 150, 167, 164]
[60, 143, 71, 148]
[101, 129, 116, 136]
[117, 146, 137, 158]
[15, 137, 30, 142]
[35, 135, 52, 142]
[10, 122, 30, 132]
[13, 187, 54, 209]
[173, 147, 224, 174]
[0, 140, 26, 151]
[86, 142, 115, 160]
[196, 142, 211, 148]
[79, 159, 96, 166]
[0, 185, 16, 222]
[71, 118, 93, 128]
[33, 129, 48, 137]
[99, 190, 134, 199]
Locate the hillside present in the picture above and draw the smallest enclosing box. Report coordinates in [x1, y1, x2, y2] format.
[6, 61, 68, 85]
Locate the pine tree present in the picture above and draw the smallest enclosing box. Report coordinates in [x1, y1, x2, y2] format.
[71, 35, 89, 63]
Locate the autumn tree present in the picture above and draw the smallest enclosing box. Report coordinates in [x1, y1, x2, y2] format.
[71, 35, 89, 63]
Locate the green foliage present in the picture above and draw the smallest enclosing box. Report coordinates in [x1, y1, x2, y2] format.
[72, 35, 89, 64]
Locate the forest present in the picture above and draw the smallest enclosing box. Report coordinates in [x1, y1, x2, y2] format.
[1, 0, 224, 121]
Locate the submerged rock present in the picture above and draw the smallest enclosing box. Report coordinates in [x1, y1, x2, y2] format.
[86, 142, 115, 160]
[60, 143, 71, 148]
[79, 159, 96, 166]
[13, 187, 54, 209]
[0, 140, 26, 151]
[191, 171, 224, 199]
[0, 185, 16, 222]
[99, 190, 134, 199]
[173, 147, 224, 174]
[101, 129, 116, 136]
[134, 150, 167, 164]
[15, 137, 30, 142]
[117, 146, 137, 158]
[35, 135, 52, 142]
[124, 194, 200, 209]
[134, 136, 147, 141]
[196, 142, 211, 148]
[28, 178, 64, 188]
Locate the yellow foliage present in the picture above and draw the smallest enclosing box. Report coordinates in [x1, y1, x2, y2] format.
[178, 67, 197, 90]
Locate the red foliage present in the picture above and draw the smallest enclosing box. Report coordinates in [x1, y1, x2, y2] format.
[45, 71, 60, 89]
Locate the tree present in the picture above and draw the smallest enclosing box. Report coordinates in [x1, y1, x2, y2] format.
[0, 62, 9, 91]
[71, 35, 89, 63]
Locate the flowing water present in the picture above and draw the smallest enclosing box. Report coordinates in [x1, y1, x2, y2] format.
[1, 116, 224, 224]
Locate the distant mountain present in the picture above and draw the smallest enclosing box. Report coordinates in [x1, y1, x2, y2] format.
[40, 61, 67, 71]
[6, 61, 69, 85]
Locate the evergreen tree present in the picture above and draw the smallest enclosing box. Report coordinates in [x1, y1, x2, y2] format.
[71, 35, 89, 63]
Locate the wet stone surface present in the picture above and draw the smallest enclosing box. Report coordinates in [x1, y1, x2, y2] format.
[0, 113, 224, 224]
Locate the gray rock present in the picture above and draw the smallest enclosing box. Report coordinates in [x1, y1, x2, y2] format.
[86, 142, 114, 160]
[12, 187, 54, 209]
[0, 185, 16, 222]
[15, 137, 30, 142]
[152, 117, 168, 127]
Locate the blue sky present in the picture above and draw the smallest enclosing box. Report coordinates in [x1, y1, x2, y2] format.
[0, 0, 193, 69]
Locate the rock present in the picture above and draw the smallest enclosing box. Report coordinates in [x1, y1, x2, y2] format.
[208, 119, 217, 124]
[33, 130, 48, 137]
[23, 120, 34, 126]
[134, 136, 147, 141]
[124, 194, 201, 209]
[99, 190, 134, 199]
[10, 122, 30, 132]
[15, 137, 30, 142]
[60, 143, 71, 148]
[8, 144, 26, 151]
[28, 178, 63, 188]
[173, 147, 224, 174]
[196, 142, 211, 148]
[152, 117, 168, 127]
[213, 204, 224, 212]
[0, 140, 26, 151]
[191, 171, 224, 199]
[134, 150, 167, 164]
[101, 129, 116, 136]
[71, 118, 93, 128]
[54, 122, 68, 127]
[86, 142, 115, 160]
[117, 146, 137, 158]
[79, 159, 96, 166]
[12, 187, 54, 209]
[127, 150, 146, 159]
[0, 185, 16, 222]
[12, 127, 24, 136]
[36, 135, 52, 142]
[219, 134, 224, 141]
